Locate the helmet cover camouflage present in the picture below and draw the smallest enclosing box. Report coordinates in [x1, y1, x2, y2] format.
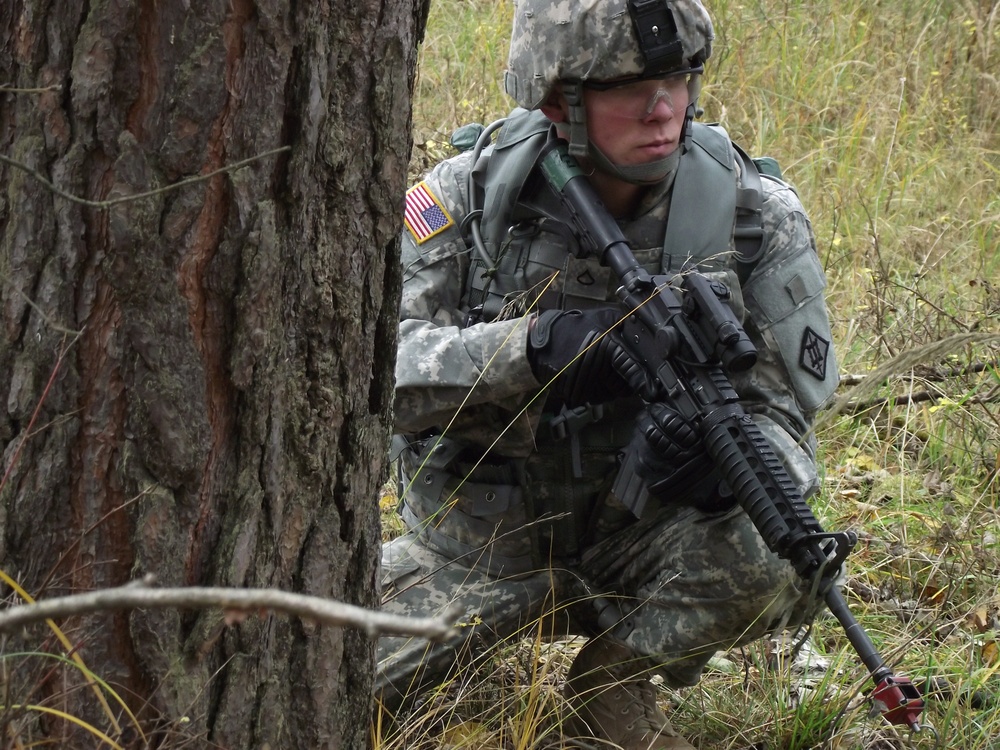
[504, 0, 714, 110]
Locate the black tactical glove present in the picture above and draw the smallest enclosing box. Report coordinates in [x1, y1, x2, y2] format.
[632, 402, 705, 487]
[628, 402, 734, 512]
[527, 307, 631, 407]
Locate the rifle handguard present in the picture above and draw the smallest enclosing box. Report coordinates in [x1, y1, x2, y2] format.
[701, 406, 854, 591]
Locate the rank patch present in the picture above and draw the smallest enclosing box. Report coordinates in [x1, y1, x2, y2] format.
[800, 326, 831, 381]
[404, 182, 454, 244]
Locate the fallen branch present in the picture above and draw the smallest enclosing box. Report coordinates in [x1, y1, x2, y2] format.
[836, 356, 1000, 414]
[0, 576, 458, 641]
[0, 84, 62, 94]
[841, 388, 1000, 415]
[839, 359, 999, 388]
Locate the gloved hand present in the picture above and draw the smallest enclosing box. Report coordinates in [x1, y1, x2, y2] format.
[527, 307, 631, 407]
[630, 402, 719, 502]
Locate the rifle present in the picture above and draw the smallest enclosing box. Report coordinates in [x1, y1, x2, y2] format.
[536, 141, 927, 733]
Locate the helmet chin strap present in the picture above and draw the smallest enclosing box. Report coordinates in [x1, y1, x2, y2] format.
[562, 79, 698, 187]
[683, 73, 703, 148]
[563, 82, 591, 159]
[587, 142, 682, 186]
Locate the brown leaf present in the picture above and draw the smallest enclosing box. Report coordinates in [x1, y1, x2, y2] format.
[918, 580, 948, 605]
[982, 640, 999, 666]
[970, 607, 990, 633]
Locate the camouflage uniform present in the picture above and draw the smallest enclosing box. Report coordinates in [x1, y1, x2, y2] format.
[378, 0, 839, 717]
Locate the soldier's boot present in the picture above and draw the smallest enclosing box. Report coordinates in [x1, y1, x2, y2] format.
[564, 637, 695, 750]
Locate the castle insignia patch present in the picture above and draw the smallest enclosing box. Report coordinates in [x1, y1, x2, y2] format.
[800, 327, 831, 381]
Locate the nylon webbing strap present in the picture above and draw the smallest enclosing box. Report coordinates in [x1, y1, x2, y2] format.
[731, 142, 766, 284]
[548, 403, 606, 479]
[562, 82, 589, 158]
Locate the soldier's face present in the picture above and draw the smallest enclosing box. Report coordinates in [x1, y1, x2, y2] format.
[583, 76, 690, 165]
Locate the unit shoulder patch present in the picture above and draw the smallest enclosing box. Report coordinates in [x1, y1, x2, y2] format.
[800, 326, 831, 381]
[404, 182, 455, 244]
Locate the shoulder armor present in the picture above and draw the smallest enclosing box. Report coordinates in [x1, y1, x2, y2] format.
[664, 123, 764, 283]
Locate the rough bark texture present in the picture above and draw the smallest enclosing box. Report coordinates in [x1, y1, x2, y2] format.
[0, 1, 428, 747]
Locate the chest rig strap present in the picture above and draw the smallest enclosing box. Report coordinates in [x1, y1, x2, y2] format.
[547, 403, 606, 479]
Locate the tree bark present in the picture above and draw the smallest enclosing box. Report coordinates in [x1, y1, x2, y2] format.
[0, 1, 428, 748]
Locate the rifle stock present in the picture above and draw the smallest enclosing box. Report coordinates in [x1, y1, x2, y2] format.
[537, 141, 926, 732]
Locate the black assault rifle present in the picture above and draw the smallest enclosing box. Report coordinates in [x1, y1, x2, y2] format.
[536, 141, 926, 733]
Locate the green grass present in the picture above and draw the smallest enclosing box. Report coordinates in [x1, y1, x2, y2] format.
[389, 0, 1000, 748]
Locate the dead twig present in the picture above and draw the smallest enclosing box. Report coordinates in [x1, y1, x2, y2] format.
[0, 84, 62, 94]
[0, 575, 459, 641]
[841, 387, 1000, 415]
[814, 332, 1000, 433]
[838, 359, 1000, 387]
[834, 354, 1000, 414]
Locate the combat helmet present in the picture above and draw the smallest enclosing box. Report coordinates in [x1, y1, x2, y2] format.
[504, 0, 714, 181]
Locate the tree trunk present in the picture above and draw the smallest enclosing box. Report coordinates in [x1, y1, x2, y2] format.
[0, 1, 427, 748]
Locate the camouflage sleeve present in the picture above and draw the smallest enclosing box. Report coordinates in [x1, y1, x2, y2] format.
[394, 151, 541, 434]
[732, 176, 839, 494]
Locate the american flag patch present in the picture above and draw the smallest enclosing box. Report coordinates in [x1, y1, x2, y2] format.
[404, 182, 454, 244]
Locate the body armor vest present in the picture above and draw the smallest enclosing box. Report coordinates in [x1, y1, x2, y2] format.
[462, 108, 766, 322]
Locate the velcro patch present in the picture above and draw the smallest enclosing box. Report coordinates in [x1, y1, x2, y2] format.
[404, 182, 454, 244]
[800, 326, 831, 381]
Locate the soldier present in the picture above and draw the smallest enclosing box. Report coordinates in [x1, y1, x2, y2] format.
[379, 0, 840, 747]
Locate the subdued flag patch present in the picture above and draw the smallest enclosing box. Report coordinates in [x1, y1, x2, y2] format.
[404, 182, 454, 244]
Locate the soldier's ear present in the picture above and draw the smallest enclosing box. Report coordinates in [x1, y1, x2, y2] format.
[539, 86, 568, 123]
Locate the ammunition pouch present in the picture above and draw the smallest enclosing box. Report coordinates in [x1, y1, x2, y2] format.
[398, 436, 537, 576]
